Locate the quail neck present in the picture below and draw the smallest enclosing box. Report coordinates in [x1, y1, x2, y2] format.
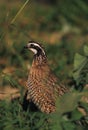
[25, 41, 47, 66]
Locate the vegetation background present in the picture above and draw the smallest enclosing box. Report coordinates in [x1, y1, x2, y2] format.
[0, 0, 88, 130]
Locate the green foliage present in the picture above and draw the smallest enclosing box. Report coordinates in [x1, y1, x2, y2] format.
[0, 0, 88, 130]
[0, 99, 50, 130]
[56, 91, 81, 115]
[49, 89, 88, 130]
[56, 0, 88, 31]
[73, 45, 88, 87]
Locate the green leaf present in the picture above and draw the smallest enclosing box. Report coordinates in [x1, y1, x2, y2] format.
[71, 109, 83, 120]
[62, 122, 76, 130]
[74, 53, 86, 70]
[84, 45, 88, 56]
[50, 91, 82, 130]
[73, 51, 88, 86]
[56, 91, 82, 115]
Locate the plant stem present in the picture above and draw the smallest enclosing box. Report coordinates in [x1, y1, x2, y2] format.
[11, 0, 30, 24]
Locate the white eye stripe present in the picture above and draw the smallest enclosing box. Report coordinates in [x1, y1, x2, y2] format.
[30, 42, 42, 49]
[30, 43, 41, 48]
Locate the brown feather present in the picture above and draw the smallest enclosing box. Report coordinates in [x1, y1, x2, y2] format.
[26, 51, 69, 113]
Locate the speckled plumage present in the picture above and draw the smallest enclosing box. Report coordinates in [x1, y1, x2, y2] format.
[25, 42, 69, 113]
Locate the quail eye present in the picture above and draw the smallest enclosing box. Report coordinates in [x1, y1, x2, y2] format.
[30, 44, 35, 48]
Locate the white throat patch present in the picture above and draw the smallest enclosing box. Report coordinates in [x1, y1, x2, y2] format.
[30, 48, 37, 54]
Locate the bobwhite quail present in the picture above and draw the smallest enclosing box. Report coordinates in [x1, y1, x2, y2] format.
[24, 41, 69, 113]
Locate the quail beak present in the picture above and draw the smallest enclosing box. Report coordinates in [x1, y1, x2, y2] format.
[24, 45, 29, 49]
[21, 45, 29, 54]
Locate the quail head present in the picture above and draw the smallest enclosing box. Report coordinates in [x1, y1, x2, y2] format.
[24, 41, 69, 113]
